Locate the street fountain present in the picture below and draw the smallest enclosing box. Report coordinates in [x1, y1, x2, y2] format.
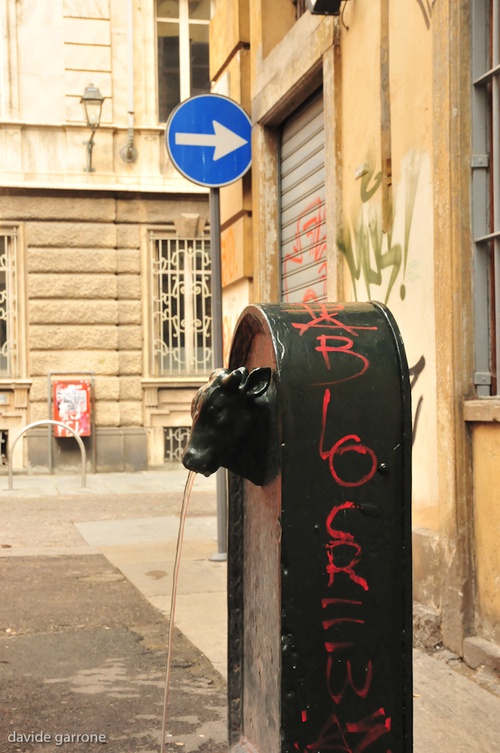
[180, 301, 413, 753]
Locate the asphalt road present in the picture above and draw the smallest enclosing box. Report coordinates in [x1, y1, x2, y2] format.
[0, 553, 227, 753]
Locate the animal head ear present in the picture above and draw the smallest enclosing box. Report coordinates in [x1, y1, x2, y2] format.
[220, 367, 248, 391]
[241, 367, 272, 399]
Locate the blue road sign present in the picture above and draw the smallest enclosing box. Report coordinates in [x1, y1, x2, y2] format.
[165, 94, 252, 188]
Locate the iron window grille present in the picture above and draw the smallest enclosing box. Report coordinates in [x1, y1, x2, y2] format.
[150, 232, 213, 377]
[164, 425, 191, 462]
[472, 0, 500, 396]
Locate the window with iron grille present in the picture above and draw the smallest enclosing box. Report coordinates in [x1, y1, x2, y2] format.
[156, 0, 211, 123]
[0, 227, 19, 378]
[150, 232, 213, 376]
[472, 0, 500, 396]
[164, 426, 191, 462]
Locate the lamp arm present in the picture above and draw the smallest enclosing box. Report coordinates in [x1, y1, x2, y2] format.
[86, 128, 97, 172]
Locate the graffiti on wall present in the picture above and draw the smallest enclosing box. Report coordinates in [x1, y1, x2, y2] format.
[409, 355, 425, 445]
[338, 154, 427, 445]
[338, 160, 420, 306]
[282, 197, 327, 303]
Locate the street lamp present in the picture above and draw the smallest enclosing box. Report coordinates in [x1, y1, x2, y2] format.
[80, 83, 105, 172]
[307, 0, 343, 14]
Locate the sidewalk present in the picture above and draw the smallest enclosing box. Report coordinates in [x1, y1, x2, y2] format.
[1, 469, 500, 752]
[1, 468, 227, 678]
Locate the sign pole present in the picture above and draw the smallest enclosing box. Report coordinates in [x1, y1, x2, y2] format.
[165, 94, 252, 562]
[210, 186, 228, 561]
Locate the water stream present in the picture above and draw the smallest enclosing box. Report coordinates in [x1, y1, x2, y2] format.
[159, 469, 197, 753]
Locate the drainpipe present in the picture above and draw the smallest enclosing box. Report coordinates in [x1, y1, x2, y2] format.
[120, 0, 138, 163]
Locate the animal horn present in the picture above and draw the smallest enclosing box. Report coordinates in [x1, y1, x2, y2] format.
[221, 367, 248, 390]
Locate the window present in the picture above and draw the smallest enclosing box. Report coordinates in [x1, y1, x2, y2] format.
[150, 232, 213, 376]
[0, 227, 20, 378]
[164, 426, 191, 462]
[294, 0, 308, 19]
[472, 1, 500, 396]
[0, 429, 7, 465]
[156, 0, 211, 123]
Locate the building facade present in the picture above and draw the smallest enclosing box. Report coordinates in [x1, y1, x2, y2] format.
[0, 0, 214, 471]
[211, 0, 500, 671]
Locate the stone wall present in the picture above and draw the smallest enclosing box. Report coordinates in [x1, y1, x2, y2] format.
[0, 189, 209, 471]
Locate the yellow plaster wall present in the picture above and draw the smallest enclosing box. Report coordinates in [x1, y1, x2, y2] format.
[220, 173, 252, 226]
[340, 0, 382, 212]
[211, 0, 480, 656]
[210, 19, 253, 347]
[209, 0, 250, 81]
[389, 0, 433, 165]
[339, 0, 439, 527]
[212, 47, 251, 109]
[252, 0, 296, 66]
[223, 278, 253, 367]
[262, 0, 296, 53]
[221, 215, 253, 287]
[471, 423, 500, 641]
[388, 3, 438, 527]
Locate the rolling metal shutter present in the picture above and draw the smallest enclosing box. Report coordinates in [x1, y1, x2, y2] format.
[280, 93, 327, 303]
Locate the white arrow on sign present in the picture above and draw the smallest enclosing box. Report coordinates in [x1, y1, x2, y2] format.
[174, 120, 248, 161]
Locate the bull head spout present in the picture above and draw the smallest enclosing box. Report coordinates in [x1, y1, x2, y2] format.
[182, 366, 276, 486]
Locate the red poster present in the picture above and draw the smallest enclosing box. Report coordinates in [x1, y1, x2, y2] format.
[52, 379, 91, 437]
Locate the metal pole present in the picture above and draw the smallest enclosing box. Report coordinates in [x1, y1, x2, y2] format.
[8, 420, 87, 491]
[48, 373, 53, 474]
[210, 187, 227, 561]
